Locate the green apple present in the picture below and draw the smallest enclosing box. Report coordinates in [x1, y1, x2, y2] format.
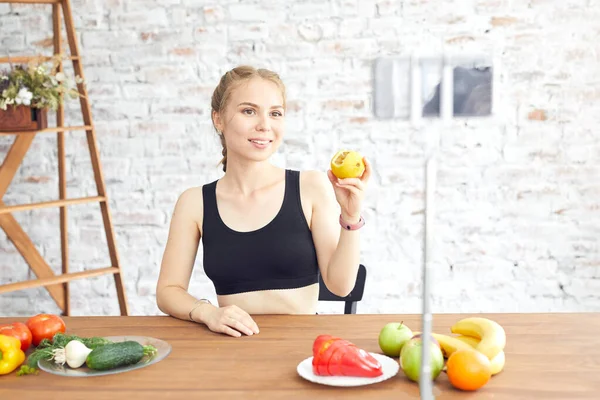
[378, 322, 413, 357]
[400, 335, 445, 382]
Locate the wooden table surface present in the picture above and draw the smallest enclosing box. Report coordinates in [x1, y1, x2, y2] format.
[0, 313, 598, 399]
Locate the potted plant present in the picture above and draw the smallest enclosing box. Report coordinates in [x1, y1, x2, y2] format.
[0, 55, 84, 132]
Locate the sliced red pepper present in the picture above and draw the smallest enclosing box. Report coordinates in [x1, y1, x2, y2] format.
[316, 339, 354, 375]
[312, 334, 336, 357]
[312, 335, 338, 374]
[339, 347, 383, 377]
[326, 345, 348, 376]
[311, 335, 383, 378]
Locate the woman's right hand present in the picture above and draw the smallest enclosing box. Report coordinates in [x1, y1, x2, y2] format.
[203, 305, 260, 337]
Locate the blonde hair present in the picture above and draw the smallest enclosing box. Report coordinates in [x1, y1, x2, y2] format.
[211, 65, 287, 172]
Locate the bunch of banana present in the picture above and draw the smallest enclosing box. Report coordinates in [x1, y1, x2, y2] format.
[451, 317, 506, 360]
[415, 317, 507, 375]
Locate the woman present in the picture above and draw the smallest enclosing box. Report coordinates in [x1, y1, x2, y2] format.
[156, 65, 371, 337]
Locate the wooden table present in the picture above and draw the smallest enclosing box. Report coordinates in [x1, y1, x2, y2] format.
[1, 313, 598, 399]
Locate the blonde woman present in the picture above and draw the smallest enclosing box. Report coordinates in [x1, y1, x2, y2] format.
[156, 66, 372, 337]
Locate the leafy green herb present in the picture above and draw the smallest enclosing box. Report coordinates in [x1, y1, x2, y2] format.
[16, 365, 39, 376]
[50, 333, 112, 349]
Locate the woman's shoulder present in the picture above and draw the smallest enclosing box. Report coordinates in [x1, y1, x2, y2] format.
[178, 185, 204, 202]
[172, 185, 206, 224]
[176, 178, 219, 208]
[298, 169, 335, 202]
[299, 169, 328, 186]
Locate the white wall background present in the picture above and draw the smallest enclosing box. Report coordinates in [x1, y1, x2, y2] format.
[0, 0, 598, 317]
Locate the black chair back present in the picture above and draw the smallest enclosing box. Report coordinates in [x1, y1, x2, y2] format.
[318, 264, 367, 314]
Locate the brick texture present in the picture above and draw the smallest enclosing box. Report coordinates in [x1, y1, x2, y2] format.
[0, 1, 599, 317]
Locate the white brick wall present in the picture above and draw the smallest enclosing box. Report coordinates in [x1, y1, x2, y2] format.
[1, 0, 599, 317]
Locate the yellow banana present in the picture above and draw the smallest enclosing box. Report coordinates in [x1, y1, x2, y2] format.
[451, 317, 506, 360]
[489, 350, 505, 375]
[423, 332, 474, 359]
[454, 335, 479, 347]
[454, 335, 505, 375]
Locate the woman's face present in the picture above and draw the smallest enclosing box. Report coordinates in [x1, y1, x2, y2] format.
[214, 77, 285, 165]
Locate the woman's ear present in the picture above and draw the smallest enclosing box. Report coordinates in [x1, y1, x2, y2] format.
[212, 110, 224, 133]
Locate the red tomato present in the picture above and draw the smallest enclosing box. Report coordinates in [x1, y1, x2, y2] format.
[0, 322, 33, 351]
[26, 314, 66, 346]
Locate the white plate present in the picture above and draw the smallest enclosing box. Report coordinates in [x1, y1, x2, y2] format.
[296, 352, 399, 387]
[38, 335, 171, 377]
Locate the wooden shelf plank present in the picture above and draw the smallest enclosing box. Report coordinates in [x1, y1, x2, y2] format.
[0, 0, 61, 4]
[0, 135, 34, 196]
[0, 267, 119, 294]
[0, 125, 92, 136]
[0, 55, 79, 64]
[0, 196, 106, 215]
[0, 209, 65, 310]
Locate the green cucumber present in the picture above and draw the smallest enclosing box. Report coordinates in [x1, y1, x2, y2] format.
[86, 341, 147, 371]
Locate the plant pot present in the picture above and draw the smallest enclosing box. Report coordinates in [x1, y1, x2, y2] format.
[0, 105, 48, 132]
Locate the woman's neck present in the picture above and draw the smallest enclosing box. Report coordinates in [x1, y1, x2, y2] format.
[220, 159, 282, 197]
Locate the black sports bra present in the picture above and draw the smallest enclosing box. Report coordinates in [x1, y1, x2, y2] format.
[201, 169, 320, 295]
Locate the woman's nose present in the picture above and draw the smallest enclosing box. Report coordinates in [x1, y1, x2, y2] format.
[255, 114, 271, 131]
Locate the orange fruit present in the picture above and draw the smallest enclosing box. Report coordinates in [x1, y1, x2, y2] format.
[330, 150, 365, 179]
[446, 349, 492, 391]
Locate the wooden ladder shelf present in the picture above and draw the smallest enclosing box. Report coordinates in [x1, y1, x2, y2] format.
[0, 0, 129, 316]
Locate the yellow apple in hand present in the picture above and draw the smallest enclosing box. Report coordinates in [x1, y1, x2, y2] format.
[330, 150, 365, 179]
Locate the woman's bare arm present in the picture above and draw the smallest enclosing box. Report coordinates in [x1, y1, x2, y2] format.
[156, 187, 259, 337]
[306, 159, 372, 297]
[156, 187, 213, 321]
[308, 171, 361, 297]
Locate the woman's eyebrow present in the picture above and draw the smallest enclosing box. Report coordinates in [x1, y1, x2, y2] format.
[237, 102, 283, 109]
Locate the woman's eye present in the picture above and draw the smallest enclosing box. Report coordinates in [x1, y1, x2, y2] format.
[242, 108, 255, 115]
[272, 111, 283, 117]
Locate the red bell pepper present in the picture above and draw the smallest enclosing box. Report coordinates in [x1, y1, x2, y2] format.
[311, 334, 383, 377]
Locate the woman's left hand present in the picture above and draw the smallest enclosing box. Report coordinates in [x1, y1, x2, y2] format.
[326, 157, 372, 223]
